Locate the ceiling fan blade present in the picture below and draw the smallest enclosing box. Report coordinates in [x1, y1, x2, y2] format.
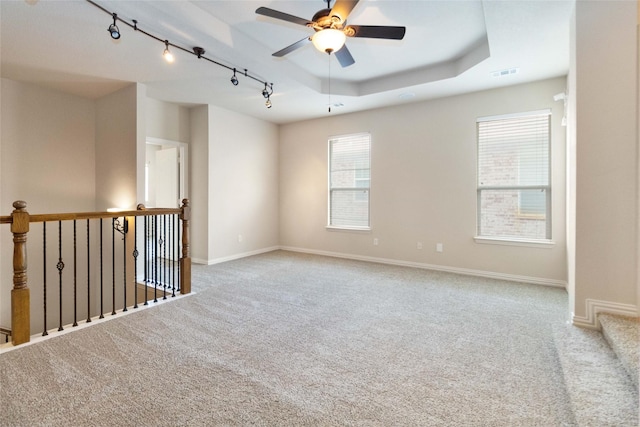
[346, 25, 406, 40]
[334, 45, 355, 67]
[330, 0, 359, 23]
[256, 7, 312, 27]
[272, 37, 312, 57]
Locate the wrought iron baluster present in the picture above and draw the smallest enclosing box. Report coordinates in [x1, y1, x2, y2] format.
[177, 212, 181, 293]
[158, 215, 162, 299]
[163, 214, 167, 300]
[99, 218, 104, 319]
[73, 220, 78, 327]
[86, 219, 91, 323]
[172, 213, 176, 297]
[144, 215, 149, 306]
[42, 222, 48, 336]
[57, 221, 64, 332]
[111, 218, 116, 315]
[122, 217, 127, 313]
[154, 215, 158, 303]
[133, 216, 139, 309]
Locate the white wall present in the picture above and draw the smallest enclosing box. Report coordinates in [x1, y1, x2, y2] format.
[570, 0, 639, 326]
[279, 78, 567, 284]
[1, 79, 96, 212]
[206, 105, 279, 263]
[0, 79, 96, 331]
[95, 84, 139, 211]
[189, 105, 210, 262]
[146, 97, 190, 143]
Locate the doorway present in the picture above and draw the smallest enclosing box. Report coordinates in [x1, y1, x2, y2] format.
[145, 137, 188, 208]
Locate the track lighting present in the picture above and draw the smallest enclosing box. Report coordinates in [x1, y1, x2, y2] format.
[261, 82, 273, 108]
[88, 0, 274, 107]
[262, 82, 273, 99]
[163, 40, 174, 63]
[108, 13, 120, 40]
[231, 68, 239, 86]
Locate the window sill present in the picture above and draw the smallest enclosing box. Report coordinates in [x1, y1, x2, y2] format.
[326, 226, 371, 232]
[474, 236, 555, 248]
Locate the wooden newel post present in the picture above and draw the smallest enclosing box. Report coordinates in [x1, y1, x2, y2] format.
[180, 199, 191, 294]
[11, 201, 30, 345]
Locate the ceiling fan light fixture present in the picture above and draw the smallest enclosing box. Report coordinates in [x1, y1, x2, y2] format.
[311, 29, 346, 54]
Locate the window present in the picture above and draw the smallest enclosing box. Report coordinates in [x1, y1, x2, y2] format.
[476, 110, 551, 241]
[328, 133, 371, 229]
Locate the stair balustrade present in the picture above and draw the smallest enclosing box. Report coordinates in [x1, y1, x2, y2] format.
[0, 199, 191, 346]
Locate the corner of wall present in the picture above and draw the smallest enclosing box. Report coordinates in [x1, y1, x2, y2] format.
[572, 299, 638, 329]
[136, 83, 147, 205]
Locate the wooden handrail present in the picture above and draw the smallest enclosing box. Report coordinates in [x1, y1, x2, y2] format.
[2, 209, 181, 224]
[29, 208, 182, 223]
[3, 199, 191, 346]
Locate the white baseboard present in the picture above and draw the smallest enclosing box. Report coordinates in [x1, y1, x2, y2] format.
[279, 246, 568, 288]
[572, 299, 638, 330]
[193, 246, 280, 266]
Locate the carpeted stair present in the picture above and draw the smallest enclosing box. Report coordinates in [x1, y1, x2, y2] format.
[598, 313, 639, 391]
[552, 314, 639, 426]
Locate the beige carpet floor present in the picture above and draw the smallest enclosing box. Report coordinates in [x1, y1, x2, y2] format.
[0, 251, 633, 426]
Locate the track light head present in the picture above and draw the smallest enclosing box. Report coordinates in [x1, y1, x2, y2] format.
[163, 40, 174, 63]
[262, 83, 274, 108]
[108, 13, 121, 40]
[231, 68, 239, 86]
[262, 82, 273, 99]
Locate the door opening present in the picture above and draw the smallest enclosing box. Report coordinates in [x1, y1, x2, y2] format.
[145, 137, 188, 208]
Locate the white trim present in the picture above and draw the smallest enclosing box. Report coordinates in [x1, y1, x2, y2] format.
[192, 246, 280, 266]
[279, 246, 567, 288]
[474, 236, 555, 248]
[572, 299, 639, 330]
[325, 226, 371, 232]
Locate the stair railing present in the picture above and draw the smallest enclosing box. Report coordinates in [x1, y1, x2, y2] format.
[0, 199, 191, 346]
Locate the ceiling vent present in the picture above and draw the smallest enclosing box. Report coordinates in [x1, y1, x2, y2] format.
[491, 68, 519, 78]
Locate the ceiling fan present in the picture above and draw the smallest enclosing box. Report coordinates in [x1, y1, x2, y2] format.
[256, 0, 406, 68]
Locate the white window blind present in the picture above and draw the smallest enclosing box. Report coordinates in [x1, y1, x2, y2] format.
[477, 110, 551, 240]
[329, 133, 371, 229]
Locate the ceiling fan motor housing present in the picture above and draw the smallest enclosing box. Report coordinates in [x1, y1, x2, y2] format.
[311, 8, 343, 30]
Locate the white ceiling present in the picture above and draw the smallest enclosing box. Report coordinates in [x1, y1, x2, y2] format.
[1, 0, 574, 124]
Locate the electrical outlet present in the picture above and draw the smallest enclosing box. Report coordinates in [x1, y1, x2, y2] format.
[373, 238, 379, 246]
[436, 243, 443, 253]
[238, 234, 243, 243]
[417, 242, 423, 250]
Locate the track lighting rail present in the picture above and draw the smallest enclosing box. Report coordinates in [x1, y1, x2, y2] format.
[86, 0, 274, 106]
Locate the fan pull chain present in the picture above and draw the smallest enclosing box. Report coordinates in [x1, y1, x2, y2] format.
[328, 53, 332, 113]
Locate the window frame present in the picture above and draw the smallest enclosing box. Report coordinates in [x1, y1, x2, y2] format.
[475, 110, 553, 244]
[327, 132, 372, 231]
